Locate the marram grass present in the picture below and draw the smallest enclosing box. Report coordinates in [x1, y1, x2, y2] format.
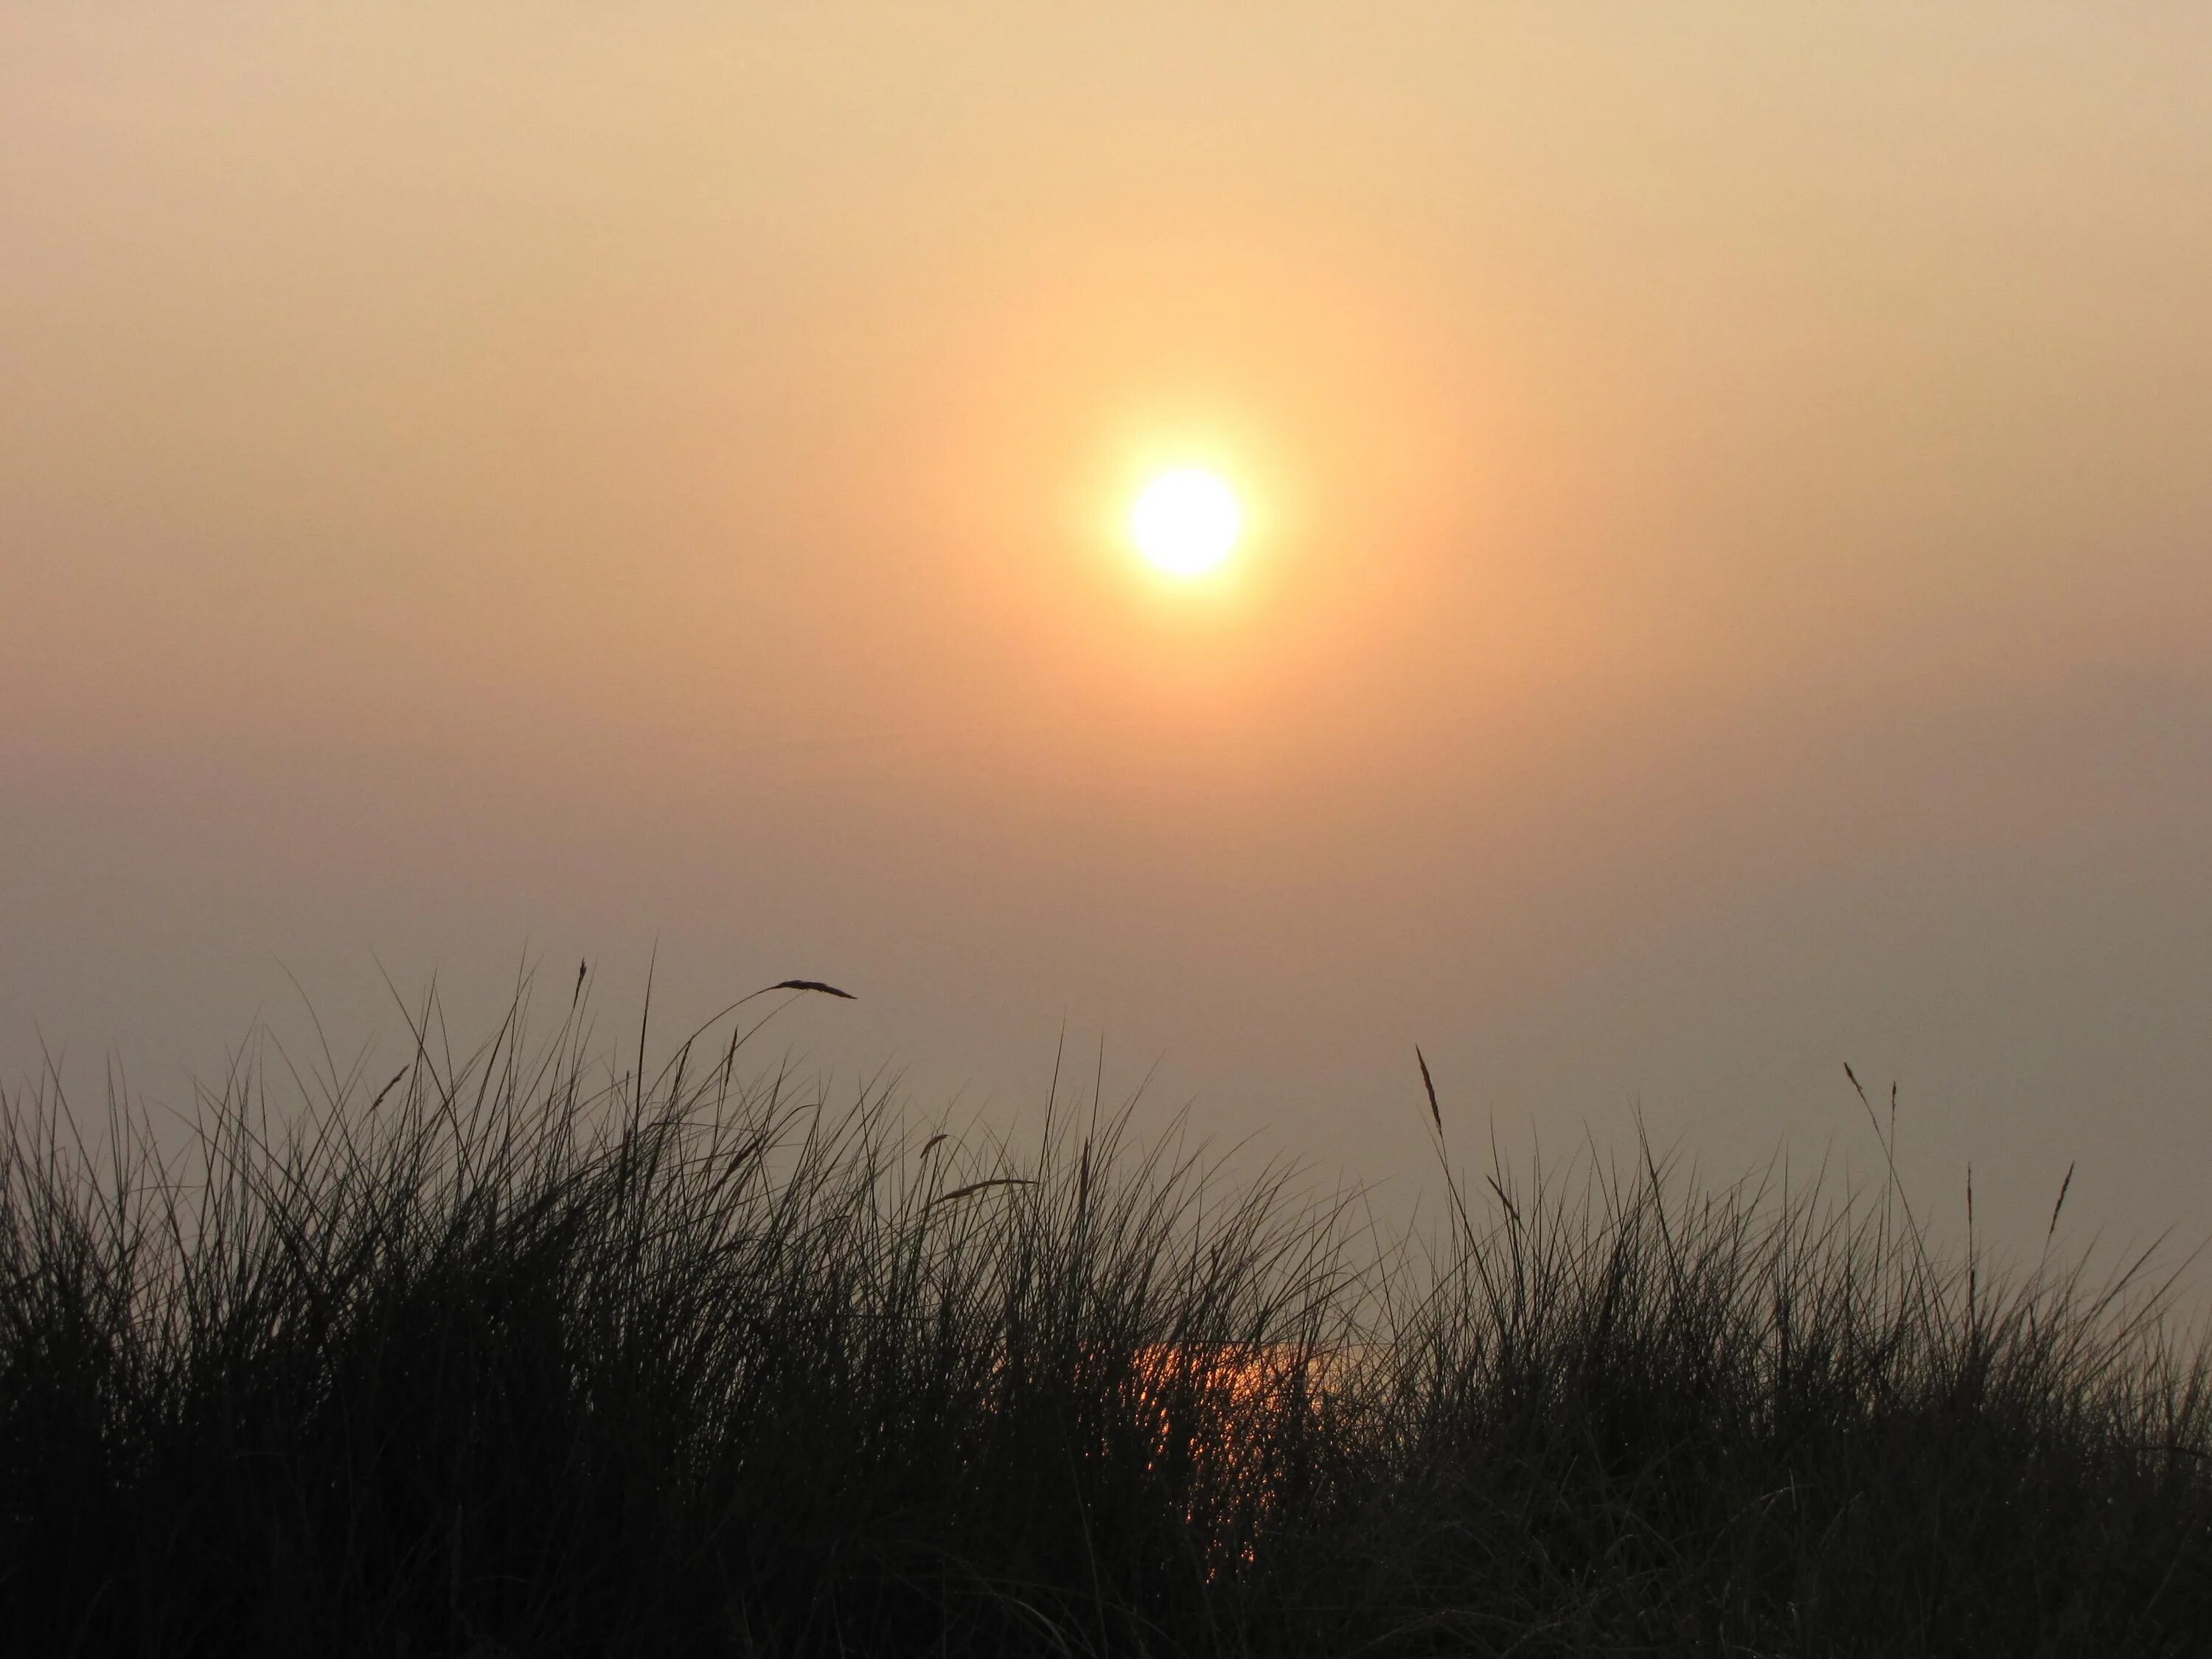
[2, 984, 2206, 1657]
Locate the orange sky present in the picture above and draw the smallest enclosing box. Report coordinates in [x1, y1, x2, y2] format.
[4, 4, 2210, 1262]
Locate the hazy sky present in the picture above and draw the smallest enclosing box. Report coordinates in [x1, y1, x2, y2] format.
[6, 4, 2209, 1259]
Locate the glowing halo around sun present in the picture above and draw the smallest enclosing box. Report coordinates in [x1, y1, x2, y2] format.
[1130, 467, 1242, 577]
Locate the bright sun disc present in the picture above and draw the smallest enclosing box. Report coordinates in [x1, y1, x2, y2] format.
[1131, 468, 1242, 577]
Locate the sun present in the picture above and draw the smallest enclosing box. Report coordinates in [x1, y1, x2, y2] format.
[1130, 467, 1242, 577]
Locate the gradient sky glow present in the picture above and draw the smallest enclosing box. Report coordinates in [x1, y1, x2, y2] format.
[5, 4, 2210, 1261]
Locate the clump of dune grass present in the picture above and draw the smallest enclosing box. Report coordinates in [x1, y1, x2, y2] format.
[1, 979, 2205, 1657]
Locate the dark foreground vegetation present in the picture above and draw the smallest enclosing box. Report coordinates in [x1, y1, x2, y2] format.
[3, 984, 2207, 1657]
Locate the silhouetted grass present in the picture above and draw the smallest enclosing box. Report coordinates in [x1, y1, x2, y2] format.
[2, 982, 2206, 1656]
